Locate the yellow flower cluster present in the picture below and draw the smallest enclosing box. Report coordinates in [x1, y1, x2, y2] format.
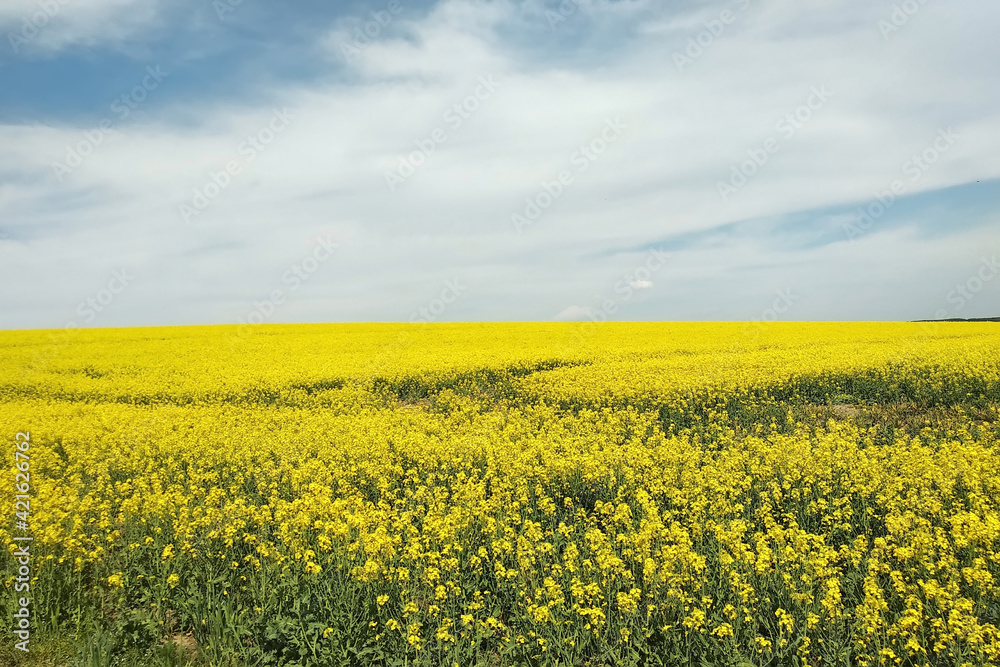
[1, 322, 999, 665]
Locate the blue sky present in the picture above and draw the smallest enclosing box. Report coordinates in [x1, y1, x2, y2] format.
[1, 0, 998, 327]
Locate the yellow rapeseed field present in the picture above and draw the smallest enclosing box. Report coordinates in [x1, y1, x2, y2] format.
[2, 322, 1000, 666]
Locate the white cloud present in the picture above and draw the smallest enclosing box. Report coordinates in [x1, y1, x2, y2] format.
[1, 0, 161, 55]
[1, 0, 1000, 326]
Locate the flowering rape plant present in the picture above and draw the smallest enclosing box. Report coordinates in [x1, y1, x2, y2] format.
[1, 322, 999, 665]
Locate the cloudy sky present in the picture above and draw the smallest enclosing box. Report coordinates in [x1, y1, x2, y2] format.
[1, 0, 998, 328]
